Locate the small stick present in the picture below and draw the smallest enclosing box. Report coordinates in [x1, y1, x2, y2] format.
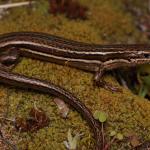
[0, 116, 15, 123]
[0, 1, 35, 9]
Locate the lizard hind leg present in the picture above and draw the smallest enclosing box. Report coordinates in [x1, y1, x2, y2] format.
[94, 66, 122, 92]
[0, 47, 20, 71]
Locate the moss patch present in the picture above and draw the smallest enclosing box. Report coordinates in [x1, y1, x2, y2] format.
[0, 0, 149, 149]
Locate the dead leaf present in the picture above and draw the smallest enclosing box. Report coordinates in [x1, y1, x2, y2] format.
[15, 107, 50, 132]
[130, 135, 141, 148]
[49, 0, 88, 20]
[54, 98, 69, 118]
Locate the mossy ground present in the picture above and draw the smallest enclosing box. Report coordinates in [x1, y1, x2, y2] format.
[0, 0, 149, 149]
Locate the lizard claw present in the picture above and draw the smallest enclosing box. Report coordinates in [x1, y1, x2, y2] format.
[94, 70, 122, 93]
[94, 79, 122, 93]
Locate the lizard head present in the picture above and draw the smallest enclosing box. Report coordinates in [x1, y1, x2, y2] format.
[0, 47, 20, 71]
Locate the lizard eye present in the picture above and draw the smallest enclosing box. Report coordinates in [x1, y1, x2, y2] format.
[1, 57, 16, 66]
[0, 48, 20, 67]
[144, 54, 150, 58]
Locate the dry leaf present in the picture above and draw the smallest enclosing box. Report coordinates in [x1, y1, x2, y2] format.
[49, 0, 88, 19]
[130, 135, 141, 148]
[54, 98, 69, 118]
[15, 107, 50, 132]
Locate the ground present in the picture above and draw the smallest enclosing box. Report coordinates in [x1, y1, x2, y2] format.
[0, 0, 149, 149]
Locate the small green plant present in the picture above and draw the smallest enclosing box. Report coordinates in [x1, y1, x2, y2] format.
[93, 111, 124, 150]
[94, 110, 107, 123]
[137, 64, 150, 98]
[103, 130, 124, 150]
[116, 133, 123, 140]
[93, 110, 107, 149]
[138, 85, 149, 98]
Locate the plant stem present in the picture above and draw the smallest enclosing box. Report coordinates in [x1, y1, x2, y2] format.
[138, 86, 148, 98]
[103, 136, 116, 150]
[101, 123, 105, 149]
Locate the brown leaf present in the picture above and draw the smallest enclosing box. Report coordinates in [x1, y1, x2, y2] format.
[15, 107, 50, 132]
[49, 0, 88, 20]
[130, 135, 141, 148]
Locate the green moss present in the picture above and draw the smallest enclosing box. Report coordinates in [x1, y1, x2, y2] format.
[0, 0, 150, 149]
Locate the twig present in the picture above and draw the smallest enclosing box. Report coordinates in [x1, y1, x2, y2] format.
[0, 116, 15, 123]
[0, 1, 35, 9]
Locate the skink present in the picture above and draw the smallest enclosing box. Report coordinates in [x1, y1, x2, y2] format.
[0, 32, 150, 90]
[0, 32, 150, 150]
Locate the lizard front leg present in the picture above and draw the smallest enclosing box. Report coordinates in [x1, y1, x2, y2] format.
[94, 59, 138, 92]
